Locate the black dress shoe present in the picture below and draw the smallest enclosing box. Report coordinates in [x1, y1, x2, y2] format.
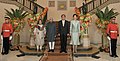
[64, 51, 67, 53]
[1, 52, 5, 55]
[48, 50, 51, 52]
[1, 52, 8, 55]
[52, 49, 54, 52]
[60, 51, 63, 53]
[115, 55, 118, 57]
[4, 52, 8, 55]
[48, 49, 53, 52]
[110, 55, 114, 57]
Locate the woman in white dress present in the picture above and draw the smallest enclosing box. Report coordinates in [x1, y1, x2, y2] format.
[34, 19, 46, 51]
[70, 14, 80, 53]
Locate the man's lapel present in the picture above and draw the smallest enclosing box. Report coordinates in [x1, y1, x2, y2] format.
[61, 20, 64, 27]
[61, 20, 67, 27]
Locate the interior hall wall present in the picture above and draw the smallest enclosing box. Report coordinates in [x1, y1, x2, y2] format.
[36, 0, 83, 21]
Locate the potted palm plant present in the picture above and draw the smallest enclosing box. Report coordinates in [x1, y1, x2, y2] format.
[5, 8, 28, 48]
[95, 7, 119, 52]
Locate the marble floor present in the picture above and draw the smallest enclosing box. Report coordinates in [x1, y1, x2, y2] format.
[0, 46, 120, 61]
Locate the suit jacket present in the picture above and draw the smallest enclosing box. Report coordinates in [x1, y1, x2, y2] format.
[58, 20, 70, 35]
[46, 22, 56, 42]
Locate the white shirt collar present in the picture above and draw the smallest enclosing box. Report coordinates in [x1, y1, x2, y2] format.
[62, 20, 65, 21]
[38, 24, 43, 27]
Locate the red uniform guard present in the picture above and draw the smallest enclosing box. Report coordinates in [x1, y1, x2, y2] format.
[106, 16, 119, 58]
[1, 17, 13, 55]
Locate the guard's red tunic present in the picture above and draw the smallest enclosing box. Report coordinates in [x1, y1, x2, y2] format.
[106, 23, 119, 39]
[2, 23, 13, 37]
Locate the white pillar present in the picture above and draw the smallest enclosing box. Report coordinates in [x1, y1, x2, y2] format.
[83, 34, 90, 48]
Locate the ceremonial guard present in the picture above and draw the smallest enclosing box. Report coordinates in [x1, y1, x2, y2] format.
[1, 17, 13, 55]
[106, 16, 119, 58]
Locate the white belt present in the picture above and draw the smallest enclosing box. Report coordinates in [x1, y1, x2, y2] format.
[110, 31, 117, 33]
[3, 30, 10, 32]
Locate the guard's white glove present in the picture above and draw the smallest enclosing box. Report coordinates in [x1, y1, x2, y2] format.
[1, 35, 3, 41]
[1, 35, 3, 53]
[107, 36, 111, 41]
[9, 36, 12, 40]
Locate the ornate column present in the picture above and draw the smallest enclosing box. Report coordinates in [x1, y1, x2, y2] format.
[82, 34, 90, 48]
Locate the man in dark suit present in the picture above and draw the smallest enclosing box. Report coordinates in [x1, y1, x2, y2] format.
[58, 14, 70, 53]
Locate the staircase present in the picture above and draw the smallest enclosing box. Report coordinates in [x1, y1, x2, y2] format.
[0, 0, 44, 14]
[40, 38, 72, 61]
[79, 0, 120, 14]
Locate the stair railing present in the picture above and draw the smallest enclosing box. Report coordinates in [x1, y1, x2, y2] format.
[15, 0, 44, 14]
[79, 0, 110, 14]
[15, 0, 47, 23]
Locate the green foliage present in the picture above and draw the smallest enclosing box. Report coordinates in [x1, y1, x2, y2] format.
[5, 8, 28, 20]
[96, 7, 119, 21]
